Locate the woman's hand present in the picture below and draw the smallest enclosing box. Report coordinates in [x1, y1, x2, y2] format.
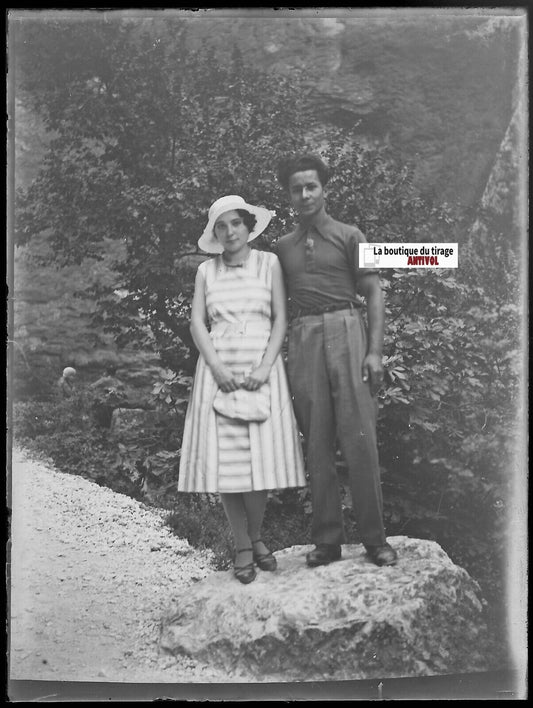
[211, 363, 240, 392]
[242, 364, 271, 391]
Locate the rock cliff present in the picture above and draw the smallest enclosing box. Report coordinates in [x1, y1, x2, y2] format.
[177, 12, 520, 205]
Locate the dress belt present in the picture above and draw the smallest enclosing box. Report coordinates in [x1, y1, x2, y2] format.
[291, 301, 357, 320]
[211, 320, 271, 336]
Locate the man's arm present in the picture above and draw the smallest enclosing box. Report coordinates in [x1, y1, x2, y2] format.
[356, 273, 385, 396]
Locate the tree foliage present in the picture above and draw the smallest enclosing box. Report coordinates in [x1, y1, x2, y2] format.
[15, 18, 308, 370]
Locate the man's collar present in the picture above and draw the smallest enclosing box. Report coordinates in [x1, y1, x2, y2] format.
[294, 208, 333, 240]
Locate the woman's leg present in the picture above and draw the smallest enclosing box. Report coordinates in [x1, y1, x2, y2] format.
[242, 490, 269, 556]
[219, 492, 253, 568]
[243, 490, 277, 571]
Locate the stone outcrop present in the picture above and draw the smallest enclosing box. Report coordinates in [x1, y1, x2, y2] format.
[160, 537, 493, 682]
[180, 13, 520, 204]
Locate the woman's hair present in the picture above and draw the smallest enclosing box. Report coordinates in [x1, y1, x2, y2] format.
[236, 209, 257, 233]
[276, 153, 331, 190]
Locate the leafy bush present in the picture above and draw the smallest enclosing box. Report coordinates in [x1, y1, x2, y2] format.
[12, 391, 130, 490]
[12, 387, 187, 503]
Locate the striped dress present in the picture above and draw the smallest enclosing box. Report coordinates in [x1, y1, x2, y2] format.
[178, 250, 307, 494]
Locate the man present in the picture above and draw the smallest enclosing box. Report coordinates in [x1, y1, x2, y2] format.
[275, 153, 397, 568]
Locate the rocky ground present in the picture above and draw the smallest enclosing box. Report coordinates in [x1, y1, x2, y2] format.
[8, 446, 253, 690]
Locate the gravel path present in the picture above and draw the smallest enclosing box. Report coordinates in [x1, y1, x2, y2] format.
[8, 446, 248, 685]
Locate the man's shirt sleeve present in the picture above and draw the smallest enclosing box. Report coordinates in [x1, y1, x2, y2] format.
[348, 226, 379, 278]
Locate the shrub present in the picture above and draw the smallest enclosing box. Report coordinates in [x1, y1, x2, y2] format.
[12, 392, 128, 489]
[12, 387, 187, 503]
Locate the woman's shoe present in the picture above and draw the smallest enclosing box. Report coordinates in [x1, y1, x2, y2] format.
[252, 539, 277, 572]
[233, 548, 256, 584]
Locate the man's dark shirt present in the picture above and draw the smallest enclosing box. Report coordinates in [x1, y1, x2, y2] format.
[275, 208, 377, 311]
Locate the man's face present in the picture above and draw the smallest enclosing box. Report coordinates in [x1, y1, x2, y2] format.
[287, 169, 325, 219]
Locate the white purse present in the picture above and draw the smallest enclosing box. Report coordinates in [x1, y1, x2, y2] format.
[213, 384, 271, 422]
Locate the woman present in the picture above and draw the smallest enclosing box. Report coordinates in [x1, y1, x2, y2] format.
[178, 195, 306, 584]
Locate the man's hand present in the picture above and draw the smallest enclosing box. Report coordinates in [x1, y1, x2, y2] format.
[242, 364, 271, 391]
[362, 352, 384, 396]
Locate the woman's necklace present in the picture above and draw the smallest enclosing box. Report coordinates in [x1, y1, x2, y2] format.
[222, 248, 252, 268]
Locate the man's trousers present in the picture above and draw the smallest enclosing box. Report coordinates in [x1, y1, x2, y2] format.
[287, 307, 386, 547]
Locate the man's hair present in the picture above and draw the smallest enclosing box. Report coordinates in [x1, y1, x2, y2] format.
[276, 153, 331, 190]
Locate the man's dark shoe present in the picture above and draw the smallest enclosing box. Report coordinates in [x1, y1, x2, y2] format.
[365, 542, 398, 567]
[306, 544, 342, 567]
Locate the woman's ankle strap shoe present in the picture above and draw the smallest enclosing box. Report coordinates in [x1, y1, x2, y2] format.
[234, 548, 257, 584]
[251, 539, 277, 572]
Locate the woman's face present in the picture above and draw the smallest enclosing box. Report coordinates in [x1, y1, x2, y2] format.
[213, 210, 251, 255]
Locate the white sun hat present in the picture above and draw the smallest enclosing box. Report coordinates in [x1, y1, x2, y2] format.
[197, 195, 274, 254]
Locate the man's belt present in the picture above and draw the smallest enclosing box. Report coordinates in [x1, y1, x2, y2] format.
[291, 301, 357, 319]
